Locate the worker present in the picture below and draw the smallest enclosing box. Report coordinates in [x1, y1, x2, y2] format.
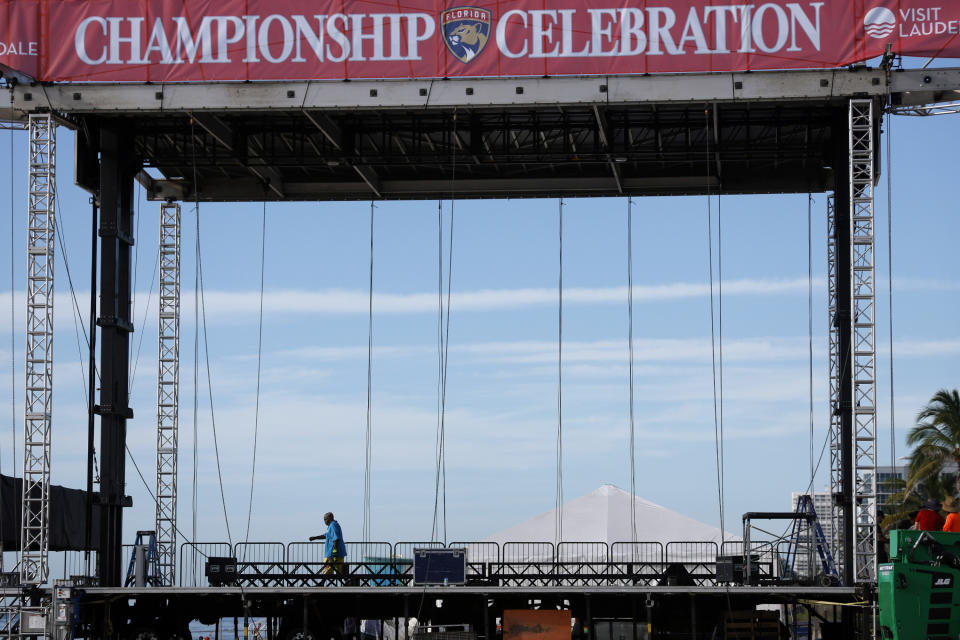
[310, 511, 347, 575]
[942, 497, 960, 532]
[912, 499, 945, 531]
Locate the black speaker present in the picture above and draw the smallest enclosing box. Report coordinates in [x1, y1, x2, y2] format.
[205, 557, 238, 586]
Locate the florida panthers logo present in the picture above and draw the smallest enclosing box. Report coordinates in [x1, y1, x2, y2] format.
[442, 7, 492, 63]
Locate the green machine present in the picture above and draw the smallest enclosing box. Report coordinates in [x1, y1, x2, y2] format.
[879, 530, 960, 639]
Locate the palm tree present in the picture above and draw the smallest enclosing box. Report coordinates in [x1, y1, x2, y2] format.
[906, 389, 960, 497]
[880, 472, 957, 530]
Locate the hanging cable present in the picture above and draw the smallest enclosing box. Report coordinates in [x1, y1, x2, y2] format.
[191, 119, 201, 545]
[886, 112, 896, 472]
[185, 128, 245, 594]
[441, 114, 458, 544]
[54, 223, 93, 362]
[555, 198, 565, 544]
[4, 120, 15, 573]
[244, 200, 268, 549]
[626, 197, 637, 545]
[1, 120, 7, 572]
[432, 198, 454, 544]
[50, 196, 103, 576]
[432, 111, 458, 544]
[129, 246, 159, 388]
[131, 182, 141, 349]
[431, 199, 449, 544]
[808, 194, 815, 485]
[363, 201, 375, 542]
[432, 199, 444, 543]
[705, 107, 725, 542]
[717, 190, 726, 539]
[197, 215, 234, 545]
[440, 198, 453, 545]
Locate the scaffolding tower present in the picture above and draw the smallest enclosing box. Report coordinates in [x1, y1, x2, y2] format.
[20, 113, 56, 585]
[155, 202, 182, 586]
[826, 193, 843, 578]
[849, 99, 878, 583]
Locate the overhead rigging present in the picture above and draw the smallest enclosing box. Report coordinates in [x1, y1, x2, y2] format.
[187, 119, 233, 548]
[363, 201, 374, 543]
[626, 197, 637, 545]
[555, 198, 564, 545]
[432, 110, 459, 545]
[2, 120, 11, 573]
[886, 112, 896, 473]
[705, 108, 727, 542]
[432, 197, 454, 545]
[243, 199, 268, 551]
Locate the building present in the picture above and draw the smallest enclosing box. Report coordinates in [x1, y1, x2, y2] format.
[876, 465, 908, 510]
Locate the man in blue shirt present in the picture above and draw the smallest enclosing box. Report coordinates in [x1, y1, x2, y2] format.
[310, 512, 347, 576]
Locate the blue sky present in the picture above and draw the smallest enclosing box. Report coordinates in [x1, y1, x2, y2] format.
[1, 106, 958, 563]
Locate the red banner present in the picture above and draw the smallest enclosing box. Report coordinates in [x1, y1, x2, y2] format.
[1, 0, 959, 82]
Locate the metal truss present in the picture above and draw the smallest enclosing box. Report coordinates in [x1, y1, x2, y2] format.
[155, 202, 182, 586]
[887, 101, 960, 116]
[848, 99, 877, 584]
[20, 113, 56, 585]
[826, 194, 843, 578]
[129, 102, 839, 201]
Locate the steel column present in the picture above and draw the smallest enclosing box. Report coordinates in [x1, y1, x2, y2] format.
[848, 99, 878, 584]
[155, 202, 182, 586]
[20, 113, 56, 585]
[96, 127, 137, 587]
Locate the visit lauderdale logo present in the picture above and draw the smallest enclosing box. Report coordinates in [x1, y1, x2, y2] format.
[863, 7, 896, 38]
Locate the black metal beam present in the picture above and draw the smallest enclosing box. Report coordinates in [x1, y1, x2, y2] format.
[96, 127, 138, 587]
[832, 109, 854, 590]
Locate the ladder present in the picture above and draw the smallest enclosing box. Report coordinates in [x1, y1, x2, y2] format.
[124, 531, 162, 587]
[784, 495, 841, 585]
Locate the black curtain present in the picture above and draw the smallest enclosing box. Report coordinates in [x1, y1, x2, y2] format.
[1, 474, 103, 551]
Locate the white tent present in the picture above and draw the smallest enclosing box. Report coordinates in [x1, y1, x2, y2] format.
[481, 484, 737, 561]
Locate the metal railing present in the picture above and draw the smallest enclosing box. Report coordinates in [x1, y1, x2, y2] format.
[103, 539, 796, 589]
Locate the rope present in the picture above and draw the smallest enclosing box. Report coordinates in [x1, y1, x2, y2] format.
[184, 120, 245, 593]
[717, 191, 726, 538]
[886, 112, 896, 471]
[706, 107, 725, 541]
[555, 198, 564, 544]
[441, 115, 458, 544]
[432, 110, 458, 544]
[808, 194, 815, 485]
[627, 197, 637, 545]
[432, 199, 444, 543]
[191, 119, 200, 546]
[8, 117, 15, 490]
[363, 201, 374, 542]
[197, 204, 233, 546]
[432, 198, 454, 544]
[244, 200, 267, 549]
[54, 220, 92, 407]
[131, 182, 141, 352]
[1, 119, 8, 571]
[440, 198, 453, 545]
[125, 444, 198, 550]
[129, 237, 159, 388]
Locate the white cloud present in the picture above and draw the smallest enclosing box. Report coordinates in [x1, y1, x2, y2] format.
[2, 275, 958, 330]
